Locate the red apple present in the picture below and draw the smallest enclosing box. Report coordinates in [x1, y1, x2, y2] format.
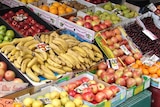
[123, 71, 133, 78]
[81, 77, 90, 82]
[82, 88, 92, 94]
[116, 34, 122, 42]
[84, 22, 92, 29]
[99, 23, 107, 30]
[74, 94, 83, 100]
[75, 80, 83, 86]
[125, 56, 135, 65]
[76, 20, 85, 26]
[88, 80, 97, 85]
[114, 70, 123, 80]
[94, 92, 106, 103]
[106, 68, 115, 74]
[98, 62, 107, 70]
[4, 70, 15, 81]
[97, 83, 105, 91]
[111, 37, 118, 43]
[13, 78, 24, 83]
[82, 92, 94, 102]
[134, 77, 143, 86]
[68, 90, 77, 97]
[115, 78, 126, 86]
[96, 69, 105, 78]
[121, 75, 129, 81]
[102, 73, 115, 84]
[89, 84, 98, 94]
[93, 25, 101, 32]
[0, 68, 5, 78]
[109, 85, 120, 96]
[126, 78, 136, 88]
[92, 16, 99, 20]
[133, 52, 142, 60]
[67, 83, 77, 91]
[0, 61, 7, 71]
[84, 15, 92, 20]
[102, 88, 114, 100]
[106, 39, 113, 46]
[104, 20, 112, 27]
[101, 32, 107, 39]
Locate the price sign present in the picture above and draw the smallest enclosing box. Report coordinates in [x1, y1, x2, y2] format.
[107, 58, 119, 70]
[120, 45, 131, 55]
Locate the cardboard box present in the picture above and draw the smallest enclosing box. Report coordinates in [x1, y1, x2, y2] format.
[58, 73, 126, 107]
[1, 0, 25, 8]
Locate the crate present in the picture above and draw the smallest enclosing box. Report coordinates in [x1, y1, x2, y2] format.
[1, 0, 25, 8]
[118, 90, 152, 107]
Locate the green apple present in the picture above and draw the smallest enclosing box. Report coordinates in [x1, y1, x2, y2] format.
[3, 36, 13, 42]
[86, 11, 93, 15]
[104, 4, 112, 11]
[0, 40, 3, 43]
[5, 30, 15, 38]
[0, 25, 7, 32]
[0, 30, 5, 36]
[0, 34, 4, 40]
[95, 10, 102, 15]
[52, 99, 61, 107]
[102, 11, 109, 16]
[61, 97, 70, 106]
[32, 100, 43, 107]
[121, 5, 128, 10]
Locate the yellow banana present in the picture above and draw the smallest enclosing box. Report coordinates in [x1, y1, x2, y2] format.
[28, 43, 38, 50]
[58, 56, 72, 68]
[16, 41, 24, 47]
[1, 45, 15, 53]
[80, 64, 86, 70]
[49, 42, 64, 55]
[62, 66, 72, 72]
[7, 52, 12, 58]
[51, 40, 66, 53]
[85, 64, 90, 69]
[26, 67, 40, 82]
[4, 46, 15, 55]
[75, 64, 81, 69]
[48, 49, 55, 55]
[94, 57, 102, 62]
[50, 31, 60, 38]
[40, 34, 45, 42]
[81, 47, 95, 60]
[31, 64, 43, 75]
[10, 47, 19, 55]
[60, 34, 77, 40]
[34, 52, 45, 61]
[23, 54, 33, 59]
[54, 37, 68, 51]
[72, 46, 87, 57]
[23, 39, 39, 47]
[84, 58, 90, 64]
[66, 53, 80, 64]
[79, 42, 92, 49]
[16, 46, 33, 55]
[14, 51, 20, 59]
[102, 45, 115, 58]
[12, 36, 34, 44]
[13, 60, 21, 69]
[46, 58, 62, 68]
[43, 73, 57, 80]
[21, 58, 31, 73]
[44, 34, 50, 44]
[27, 57, 38, 68]
[17, 56, 23, 65]
[40, 65, 54, 75]
[34, 49, 48, 60]
[49, 34, 54, 44]
[91, 44, 102, 53]
[59, 53, 75, 66]
[49, 55, 62, 65]
[0, 42, 13, 48]
[46, 63, 65, 74]
[94, 52, 103, 59]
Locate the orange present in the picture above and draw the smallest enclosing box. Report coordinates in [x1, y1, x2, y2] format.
[131, 63, 139, 69]
[52, 2, 61, 7]
[49, 8, 58, 15]
[136, 60, 142, 66]
[38, 5, 43, 8]
[66, 7, 73, 13]
[142, 68, 149, 75]
[151, 74, 158, 78]
[41, 5, 49, 12]
[61, 3, 67, 9]
[58, 9, 66, 16]
[156, 69, 160, 77]
[58, 6, 65, 11]
[157, 62, 160, 66]
[148, 65, 158, 74]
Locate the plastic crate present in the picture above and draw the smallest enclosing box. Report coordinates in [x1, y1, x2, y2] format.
[118, 90, 152, 107]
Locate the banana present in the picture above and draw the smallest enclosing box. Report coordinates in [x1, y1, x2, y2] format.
[49, 42, 64, 55]
[26, 67, 40, 82]
[16, 46, 33, 55]
[34, 49, 48, 60]
[23, 54, 33, 59]
[49, 34, 55, 44]
[10, 47, 19, 55]
[81, 47, 95, 60]
[46, 58, 62, 68]
[80, 64, 86, 70]
[102, 45, 115, 58]
[84, 58, 90, 64]
[72, 46, 87, 57]
[50, 31, 60, 38]
[27, 57, 38, 68]
[43, 73, 57, 80]
[1, 45, 15, 53]
[46, 63, 66, 74]
[13, 60, 21, 69]
[66, 53, 80, 64]
[28, 43, 38, 50]
[31, 64, 43, 75]
[58, 56, 72, 68]
[34, 52, 45, 61]
[54, 37, 68, 51]
[9, 56, 15, 62]
[94, 52, 103, 59]
[91, 44, 102, 53]
[0, 42, 13, 48]
[60, 34, 77, 40]
[44, 34, 49, 44]
[62, 66, 72, 72]
[40, 34, 45, 42]
[4, 46, 15, 55]
[52, 39, 66, 52]
[7, 52, 12, 58]
[41, 65, 54, 75]
[14, 51, 21, 59]
[12, 36, 34, 44]
[21, 58, 31, 73]
[79, 42, 92, 49]
[59, 53, 75, 66]
[17, 56, 23, 65]
[75, 64, 81, 69]
[49, 55, 62, 65]
[49, 49, 55, 55]
[85, 64, 90, 69]
[94, 57, 102, 62]
[23, 39, 39, 47]
[16, 41, 24, 47]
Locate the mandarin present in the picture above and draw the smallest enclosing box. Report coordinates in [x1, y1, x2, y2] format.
[41, 5, 49, 11]
[66, 7, 73, 13]
[50, 8, 58, 14]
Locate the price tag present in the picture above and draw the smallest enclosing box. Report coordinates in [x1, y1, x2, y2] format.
[107, 58, 119, 70]
[120, 45, 131, 55]
[38, 98, 51, 105]
[37, 43, 50, 51]
[143, 54, 159, 66]
[142, 29, 158, 41]
[134, 85, 143, 95]
[148, 3, 157, 12]
[126, 89, 133, 99]
[74, 82, 89, 94]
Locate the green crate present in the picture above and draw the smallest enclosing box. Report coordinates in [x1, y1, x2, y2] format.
[118, 90, 152, 107]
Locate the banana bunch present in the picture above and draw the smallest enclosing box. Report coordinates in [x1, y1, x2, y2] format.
[0, 31, 103, 82]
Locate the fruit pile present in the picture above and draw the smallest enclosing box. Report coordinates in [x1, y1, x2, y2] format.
[0, 31, 103, 82]
[131, 60, 160, 78]
[0, 25, 15, 43]
[101, 2, 139, 18]
[124, 17, 160, 57]
[1, 9, 49, 36]
[0, 61, 24, 83]
[84, 0, 108, 4]
[22, 90, 89, 107]
[63, 1, 87, 10]
[61, 77, 120, 104]
[98, 27, 142, 65]
[95, 61, 144, 88]
[85, 10, 121, 24]
[39, 2, 73, 16]
[68, 15, 112, 32]
[19, 0, 38, 4]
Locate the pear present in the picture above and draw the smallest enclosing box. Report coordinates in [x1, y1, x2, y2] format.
[32, 100, 43, 107]
[23, 97, 34, 107]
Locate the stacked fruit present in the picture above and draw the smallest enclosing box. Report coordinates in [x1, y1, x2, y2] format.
[0, 61, 24, 83]
[95, 61, 144, 88]
[85, 10, 121, 24]
[68, 15, 112, 32]
[63, 1, 87, 10]
[98, 27, 142, 66]
[131, 60, 160, 78]
[0, 31, 103, 82]
[61, 77, 120, 104]
[84, 0, 108, 4]
[20, 0, 38, 4]
[22, 90, 89, 107]
[101, 2, 139, 18]
[38, 2, 73, 16]
[0, 25, 15, 43]
[1, 9, 49, 37]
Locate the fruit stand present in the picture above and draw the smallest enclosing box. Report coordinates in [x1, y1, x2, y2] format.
[0, 0, 159, 107]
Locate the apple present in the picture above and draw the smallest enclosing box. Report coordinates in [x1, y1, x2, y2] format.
[76, 20, 85, 26]
[75, 80, 83, 86]
[116, 34, 122, 42]
[0, 25, 7, 32]
[0, 68, 5, 78]
[92, 16, 99, 20]
[97, 83, 105, 91]
[23, 97, 34, 107]
[104, 20, 112, 27]
[134, 77, 143, 86]
[74, 94, 83, 100]
[101, 32, 107, 39]
[98, 61, 107, 70]
[0, 30, 5, 36]
[4, 70, 15, 81]
[89, 84, 98, 94]
[109, 85, 120, 96]
[3, 36, 13, 42]
[62, 85, 69, 92]
[126, 78, 136, 88]
[111, 37, 118, 43]
[106, 68, 115, 74]
[96, 69, 105, 77]
[13, 78, 24, 83]
[0, 61, 7, 71]
[94, 92, 106, 103]
[69, 16, 76, 22]
[125, 56, 135, 65]
[82, 88, 92, 94]
[101, 73, 115, 84]
[99, 23, 107, 30]
[133, 52, 142, 60]
[121, 75, 129, 81]
[93, 25, 102, 32]
[50, 91, 60, 99]
[88, 80, 97, 85]
[115, 78, 126, 86]
[82, 92, 94, 102]
[65, 101, 75, 107]
[60, 91, 68, 99]
[67, 83, 77, 91]
[68, 90, 77, 97]
[52, 99, 61, 107]
[123, 71, 133, 78]
[102, 88, 114, 100]
[84, 22, 92, 29]
[81, 77, 90, 82]
[84, 15, 92, 20]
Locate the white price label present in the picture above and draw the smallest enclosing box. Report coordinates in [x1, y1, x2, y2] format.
[38, 98, 51, 104]
[74, 82, 89, 94]
[120, 45, 131, 55]
[148, 3, 157, 12]
[107, 58, 119, 70]
[142, 29, 158, 41]
[143, 54, 159, 66]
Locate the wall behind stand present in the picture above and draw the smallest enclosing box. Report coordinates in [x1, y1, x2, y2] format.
[126, 0, 150, 7]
